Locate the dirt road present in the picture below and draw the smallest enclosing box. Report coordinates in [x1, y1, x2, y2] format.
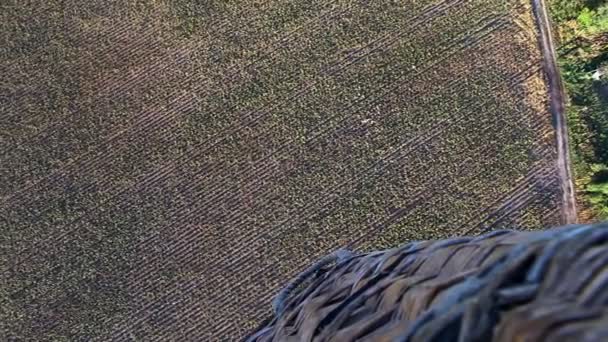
[532, 0, 578, 224]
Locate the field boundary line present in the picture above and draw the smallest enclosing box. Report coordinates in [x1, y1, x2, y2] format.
[531, 0, 577, 224]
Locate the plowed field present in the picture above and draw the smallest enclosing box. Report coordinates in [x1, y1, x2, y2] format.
[2, 0, 566, 339]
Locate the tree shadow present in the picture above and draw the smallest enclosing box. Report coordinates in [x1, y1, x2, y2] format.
[594, 81, 608, 102]
[592, 168, 608, 183]
[586, 0, 608, 11]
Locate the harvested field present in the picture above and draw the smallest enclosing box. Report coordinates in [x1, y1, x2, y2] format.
[2, 0, 564, 340]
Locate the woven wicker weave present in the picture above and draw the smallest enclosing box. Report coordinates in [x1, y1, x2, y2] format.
[248, 223, 608, 341]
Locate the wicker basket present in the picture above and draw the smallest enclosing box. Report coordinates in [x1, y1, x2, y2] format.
[248, 222, 608, 341]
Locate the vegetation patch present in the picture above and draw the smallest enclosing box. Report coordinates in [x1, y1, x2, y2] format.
[550, 0, 608, 220]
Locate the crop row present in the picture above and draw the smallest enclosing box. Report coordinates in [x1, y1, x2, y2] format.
[4, 0, 505, 271]
[0, 0, 439, 200]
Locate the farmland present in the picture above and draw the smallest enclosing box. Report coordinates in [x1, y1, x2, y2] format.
[2, 0, 564, 340]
